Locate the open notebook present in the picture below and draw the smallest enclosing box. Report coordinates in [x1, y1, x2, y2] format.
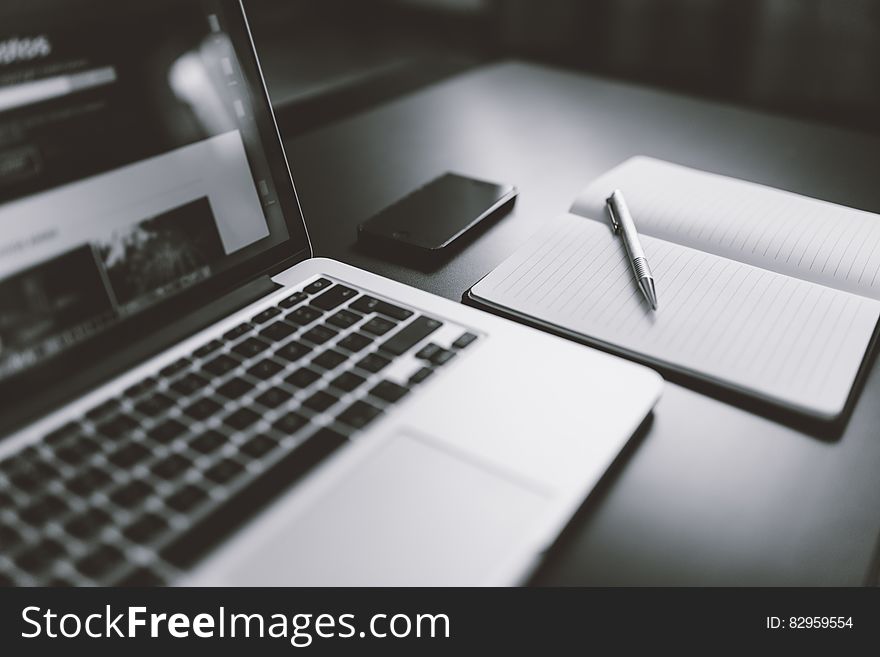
[468, 157, 880, 421]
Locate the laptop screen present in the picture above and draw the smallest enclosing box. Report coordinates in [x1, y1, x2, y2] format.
[0, 0, 307, 388]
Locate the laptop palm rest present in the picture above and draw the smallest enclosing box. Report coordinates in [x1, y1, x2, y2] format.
[219, 429, 551, 586]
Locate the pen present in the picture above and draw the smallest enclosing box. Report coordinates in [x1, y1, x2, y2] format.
[606, 189, 658, 311]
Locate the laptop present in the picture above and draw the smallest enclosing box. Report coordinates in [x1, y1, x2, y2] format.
[0, 0, 662, 586]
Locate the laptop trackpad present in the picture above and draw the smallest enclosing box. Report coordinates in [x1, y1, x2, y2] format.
[224, 429, 551, 585]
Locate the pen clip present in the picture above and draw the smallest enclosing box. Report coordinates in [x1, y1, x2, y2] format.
[605, 196, 620, 233]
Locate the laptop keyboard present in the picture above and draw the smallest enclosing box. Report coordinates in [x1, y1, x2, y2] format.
[0, 278, 479, 586]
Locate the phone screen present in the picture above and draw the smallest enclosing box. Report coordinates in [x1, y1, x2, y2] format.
[358, 173, 516, 250]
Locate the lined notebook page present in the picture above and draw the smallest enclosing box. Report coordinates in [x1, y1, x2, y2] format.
[471, 213, 880, 418]
[571, 157, 880, 301]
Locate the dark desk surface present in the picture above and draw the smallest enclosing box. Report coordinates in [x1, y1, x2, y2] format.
[277, 61, 880, 585]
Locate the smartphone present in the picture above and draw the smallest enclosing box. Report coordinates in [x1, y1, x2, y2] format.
[357, 173, 517, 252]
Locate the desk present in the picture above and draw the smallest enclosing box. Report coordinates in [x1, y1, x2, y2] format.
[275, 61, 880, 585]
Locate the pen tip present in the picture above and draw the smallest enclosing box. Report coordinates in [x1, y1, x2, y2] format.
[640, 278, 658, 311]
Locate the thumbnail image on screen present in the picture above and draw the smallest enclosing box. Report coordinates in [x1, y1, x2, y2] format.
[0, 246, 114, 377]
[95, 197, 225, 312]
[0, 197, 231, 378]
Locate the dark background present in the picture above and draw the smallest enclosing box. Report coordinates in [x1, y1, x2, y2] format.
[244, 0, 880, 137]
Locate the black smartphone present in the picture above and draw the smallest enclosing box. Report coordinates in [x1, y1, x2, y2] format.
[357, 173, 517, 252]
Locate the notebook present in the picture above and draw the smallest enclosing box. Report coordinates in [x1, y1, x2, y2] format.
[468, 157, 880, 421]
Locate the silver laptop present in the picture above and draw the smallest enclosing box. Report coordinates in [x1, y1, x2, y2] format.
[0, 0, 662, 586]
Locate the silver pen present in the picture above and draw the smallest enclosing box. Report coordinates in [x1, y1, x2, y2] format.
[606, 189, 658, 310]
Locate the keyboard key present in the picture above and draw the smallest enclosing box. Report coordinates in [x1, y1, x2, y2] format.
[312, 284, 358, 310]
[0, 524, 23, 548]
[202, 354, 241, 376]
[301, 325, 338, 345]
[0, 459, 18, 477]
[204, 458, 244, 484]
[379, 316, 442, 356]
[9, 470, 41, 492]
[415, 343, 441, 360]
[431, 349, 457, 365]
[76, 544, 123, 577]
[17, 538, 65, 573]
[303, 278, 332, 294]
[355, 352, 391, 373]
[85, 398, 121, 422]
[171, 372, 209, 395]
[160, 358, 191, 377]
[232, 337, 271, 358]
[337, 332, 373, 353]
[18, 445, 39, 461]
[379, 303, 414, 322]
[9, 463, 39, 486]
[303, 389, 340, 412]
[43, 422, 81, 446]
[110, 480, 152, 508]
[224, 408, 260, 430]
[336, 400, 383, 430]
[166, 484, 207, 513]
[123, 512, 168, 543]
[55, 435, 101, 466]
[247, 358, 284, 380]
[284, 367, 321, 388]
[255, 386, 292, 409]
[183, 397, 222, 421]
[370, 380, 410, 403]
[152, 454, 191, 480]
[349, 295, 380, 314]
[273, 412, 309, 434]
[326, 309, 362, 329]
[96, 413, 139, 439]
[134, 392, 175, 417]
[223, 322, 254, 340]
[65, 466, 112, 495]
[329, 371, 366, 392]
[349, 296, 413, 321]
[287, 305, 322, 326]
[240, 434, 279, 458]
[11, 474, 42, 499]
[124, 377, 157, 399]
[452, 332, 478, 349]
[409, 366, 434, 384]
[160, 427, 347, 568]
[278, 292, 308, 309]
[8, 458, 59, 491]
[361, 316, 396, 336]
[108, 443, 150, 467]
[252, 307, 281, 324]
[312, 350, 347, 370]
[119, 567, 165, 587]
[149, 419, 187, 445]
[193, 339, 223, 358]
[217, 377, 254, 400]
[276, 341, 312, 362]
[376, 301, 413, 321]
[20, 494, 68, 526]
[259, 320, 296, 342]
[65, 508, 112, 539]
[190, 430, 226, 454]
